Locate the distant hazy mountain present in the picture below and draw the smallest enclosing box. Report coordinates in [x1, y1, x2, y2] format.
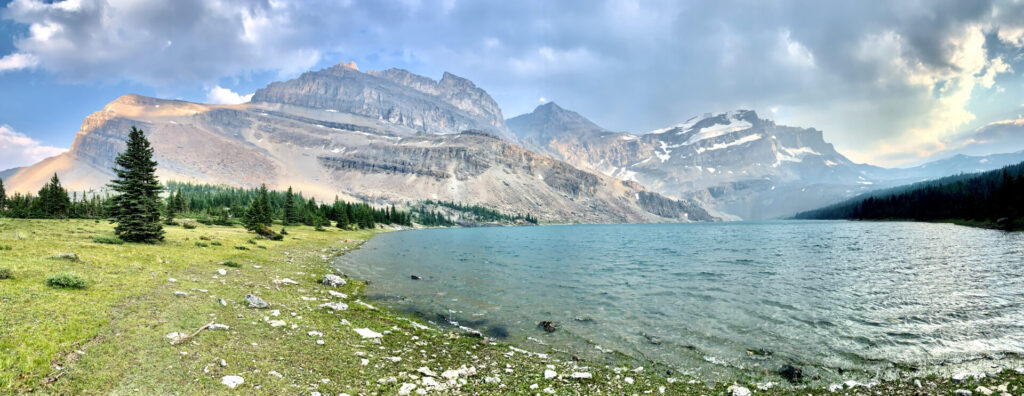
[3, 63, 714, 224]
[508, 104, 1024, 220]
[0, 167, 19, 181]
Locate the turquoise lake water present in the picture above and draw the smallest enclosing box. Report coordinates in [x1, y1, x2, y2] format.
[333, 221, 1024, 383]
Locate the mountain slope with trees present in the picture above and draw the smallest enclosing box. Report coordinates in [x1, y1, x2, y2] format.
[794, 161, 1024, 229]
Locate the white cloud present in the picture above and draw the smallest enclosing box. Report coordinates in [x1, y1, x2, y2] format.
[206, 86, 254, 105]
[0, 53, 39, 72]
[0, 125, 66, 170]
[1, 0, 323, 85]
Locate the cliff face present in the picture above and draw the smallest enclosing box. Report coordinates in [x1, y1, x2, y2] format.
[5, 65, 715, 224]
[251, 64, 514, 141]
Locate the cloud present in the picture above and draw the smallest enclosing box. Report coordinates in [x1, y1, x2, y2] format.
[206, 86, 253, 105]
[1, 0, 324, 85]
[4, 0, 1024, 165]
[0, 52, 38, 72]
[0, 125, 66, 170]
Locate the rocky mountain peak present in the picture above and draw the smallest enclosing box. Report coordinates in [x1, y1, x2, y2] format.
[250, 64, 513, 139]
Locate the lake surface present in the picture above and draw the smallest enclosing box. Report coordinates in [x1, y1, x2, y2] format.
[334, 221, 1024, 383]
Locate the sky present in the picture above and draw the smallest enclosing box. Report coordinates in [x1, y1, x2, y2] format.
[1, 0, 1024, 170]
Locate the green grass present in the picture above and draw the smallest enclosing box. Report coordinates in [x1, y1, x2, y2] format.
[92, 236, 124, 245]
[0, 267, 11, 279]
[0, 218, 1020, 395]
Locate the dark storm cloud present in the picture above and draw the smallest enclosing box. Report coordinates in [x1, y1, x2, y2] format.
[2, 0, 1024, 164]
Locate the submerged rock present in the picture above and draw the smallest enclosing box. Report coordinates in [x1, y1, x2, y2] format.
[322, 274, 346, 287]
[410, 275, 422, 280]
[779, 364, 802, 382]
[245, 294, 269, 308]
[538, 321, 557, 333]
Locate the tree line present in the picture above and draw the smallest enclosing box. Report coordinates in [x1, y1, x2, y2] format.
[795, 160, 1024, 229]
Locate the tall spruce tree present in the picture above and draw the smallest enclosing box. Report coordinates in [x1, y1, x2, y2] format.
[283, 186, 297, 225]
[0, 178, 7, 211]
[109, 127, 164, 242]
[34, 174, 71, 218]
[244, 184, 273, 232]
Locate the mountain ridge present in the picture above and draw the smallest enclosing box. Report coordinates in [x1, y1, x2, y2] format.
[3, 65, 715, 224]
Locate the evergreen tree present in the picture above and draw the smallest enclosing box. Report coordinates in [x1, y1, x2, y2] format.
[283, 186, 297, 225]
[34, 174, 71, 218]
[109, 127, 164, 242]
[0, 178, 6, 211]
[244, 184, 273, 231]
[163, 196, 177, 224]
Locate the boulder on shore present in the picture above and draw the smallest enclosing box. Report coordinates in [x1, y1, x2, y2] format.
[538, 321, 557, 333]
[322, 274, 346, 287]
[245, 294, 269, 308]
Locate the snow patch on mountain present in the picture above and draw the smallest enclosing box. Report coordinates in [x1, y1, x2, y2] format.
[695, 134, 762, 154]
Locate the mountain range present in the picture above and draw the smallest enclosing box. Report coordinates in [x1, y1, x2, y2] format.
[0, 63, 712, 224]
[4, 62, 1022, 222]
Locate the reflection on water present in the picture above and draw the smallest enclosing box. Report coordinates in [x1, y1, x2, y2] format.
[334, 221, 1024, 383]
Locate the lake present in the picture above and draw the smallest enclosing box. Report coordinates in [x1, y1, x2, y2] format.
[333, 220, 1024, 383]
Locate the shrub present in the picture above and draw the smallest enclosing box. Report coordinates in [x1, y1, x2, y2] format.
[210, 241, 222, 246]
[222, 260, 241, 268]
[182, 220, 198, 229]
[247, 239, 257, 245]
[270, 234, 284, 241]
[0, 268, 11, 280]
[257, 245, 267, 249]
[279, 228, 288, 235]
[46, 273, 88, 289]
[234, 246, 249, 251]
[0, 245, 11, 251]
[93, 236, 124, 245]
[199, 235, 212, 241]
[195, 242, 209, 248]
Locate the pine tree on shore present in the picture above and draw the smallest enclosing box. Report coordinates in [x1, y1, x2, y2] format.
[109, 127, 164, 242]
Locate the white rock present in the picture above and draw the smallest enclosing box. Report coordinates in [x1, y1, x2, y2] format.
[954, 390, 973, 396]
[529, 384, 539, 389]
[245, 294, 268, 308]
[542, 388, 555, 394]
[168, 278, 177, 282]
[441, 365, 477, 380]
[210, 324, 230, 330]
[544, 369, 556, 379]
[275, 278, 299, 285]
[361, 358, 369, 366]
[308, 331, 324, 337]
[268, 320, 286, 327]
[624, 377, 634, 384]
[828, 383, 843, 392]
[218, 298, 227, 306]
[319, 302, 349, 311]
[397, 383, 416, 395]
[570, 372, 592, 380]
[417, 367, 438, 377]
[328, 290, 348, 299]
[354, 328, 383, 339]
[727, 385, 752, 396]
[166, 332, 186, 343]
[269, 370, 283, 378]
[220, 359, 227, 367]
[421, 376, 440, 388]
[221, 375, 244, 389]
[975, 386, 993, 395]
[914, 379, 922, 388]
[484, 376, 500, 384]
[174, 291, 188, 297]
[316, 339, 324, 345]
[322, 274, 346, 287]
[217, 269, 227, 276]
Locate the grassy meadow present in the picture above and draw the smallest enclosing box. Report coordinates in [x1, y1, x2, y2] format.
[0, 218, 1021, 395]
